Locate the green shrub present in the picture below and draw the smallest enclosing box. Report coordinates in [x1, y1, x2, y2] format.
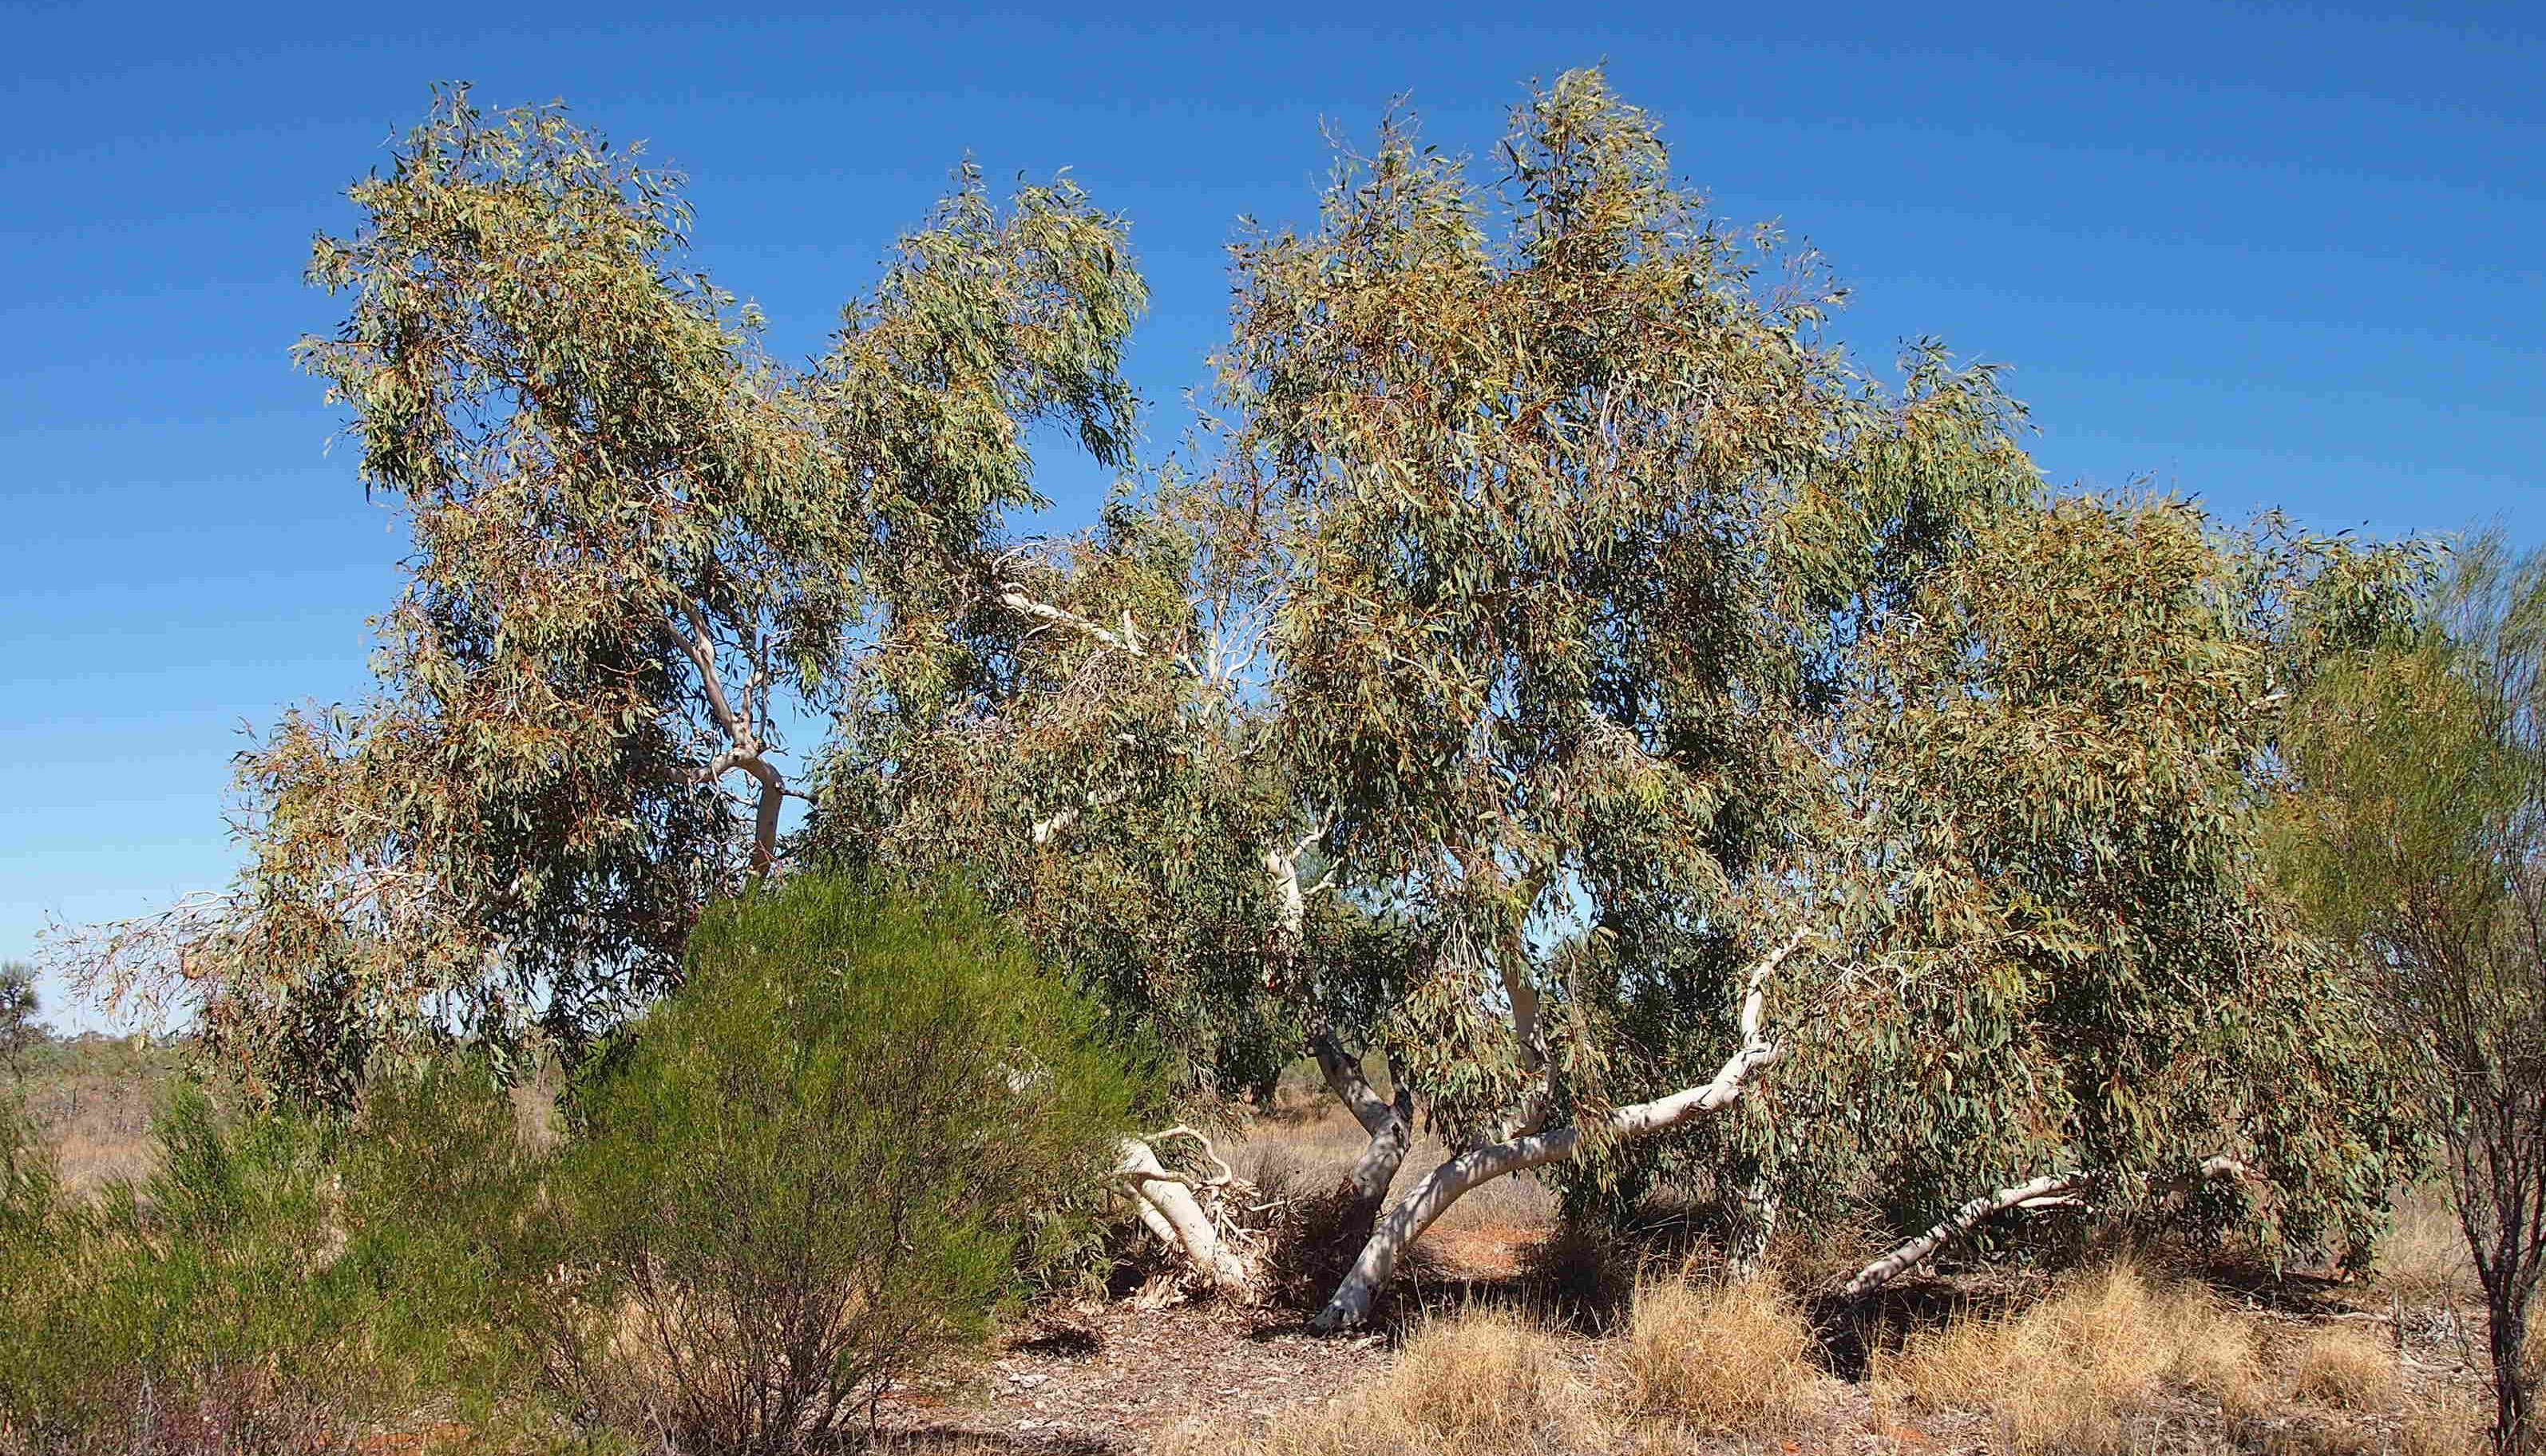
[548, 874, 1144, 1454]
[333, 1058, 564, 1419]
[0, 1086, 358, 1454]
[0, 1073, 565, 1455]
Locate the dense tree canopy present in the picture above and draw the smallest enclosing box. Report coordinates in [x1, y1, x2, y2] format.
[61, 88, 1145, 1096]
[53, 70, 2444, 1327]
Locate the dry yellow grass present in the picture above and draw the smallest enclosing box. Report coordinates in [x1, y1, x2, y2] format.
[2401, 1390, 2489, 1456]
[50, 1126, 157, 1191]
[1879, 1260, 2263, 1454]
[2381, 1185, 2481, 1304]
[1172, 1307, 1604, 1456]
[1610, 1268, 1823, 1430]
[1155, 1247, 2492, 1456]
[2287, 1324, 2401, 1411]
[1229, 1101, 1558, 1234]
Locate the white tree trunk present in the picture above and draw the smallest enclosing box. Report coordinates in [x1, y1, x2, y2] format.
[1313, 1031, 1415, 1212]
[1116, 1137, 1249, 1290]
[1309, 932, 1806, 1331]
[1839, 1171, 2090, 1300]
[1731, 1172, 1780, 1276]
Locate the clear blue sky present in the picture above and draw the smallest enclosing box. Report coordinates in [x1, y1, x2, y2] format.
[5, 0, 2540, 1030]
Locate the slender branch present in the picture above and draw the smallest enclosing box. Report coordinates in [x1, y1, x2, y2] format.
[1841, 1155, 2253, 1300]
[677, 599, 757, 754]
[1840, 1172, 2092, 1300]
[999, 588, 1146, 658]
[1312, 1031, 1405, 1141]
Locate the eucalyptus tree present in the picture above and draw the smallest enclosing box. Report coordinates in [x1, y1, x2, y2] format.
[808, 484, 1312, 1103]
[1205, 72, 2033, 1325]
[1211, 72, 2430, 1327]
[54, 89, 1144, 1097]
[807, 69, 2434, 1326]
[801, 469, 1368, 1286]
[2276, 536, 2546, 1453]
[1796, 500, 2434, 1300]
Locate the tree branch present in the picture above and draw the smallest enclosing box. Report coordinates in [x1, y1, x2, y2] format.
[1840, 1155, 2253, 1300]
[1839, 1172, 2093, 1300]
[999, 588, 1147, 658]
[1310, 928, 1808, 1329]
[669, 599, 785, 873]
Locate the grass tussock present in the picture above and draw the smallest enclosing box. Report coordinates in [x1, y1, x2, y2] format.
[2286, 1324, 2401, 1411]
[1384, 1312, 1597, 1446]
[1182, 1308, 1602, 1456]
[2379, 1186, 2480, 1304]
[1611, 1268, 1823, 1430]
[2401, 1390, 2488, 1456]
[1879, 1260, 2263, 1454]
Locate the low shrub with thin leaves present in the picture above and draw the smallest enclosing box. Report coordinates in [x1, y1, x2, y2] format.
[0, 1086, 368, 1454]
[0, 1072, 565, 1456]
[544, 874, 1146, 1454]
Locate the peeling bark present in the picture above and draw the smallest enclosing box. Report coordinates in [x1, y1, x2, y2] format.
[1730, 1173, 1780, 1276]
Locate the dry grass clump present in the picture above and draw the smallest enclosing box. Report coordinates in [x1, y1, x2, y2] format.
[1385, 1312, 1596, 1445]
[2286, 1324, 2401, 1411]
[1201, 1307, 1604, 1456]
[1611, 1268, 1823, 1430]
[1880, 1260, 2263, 1453]
[2401, 1390, 2488, 1456]
[2379, 1187, 2480, 1304]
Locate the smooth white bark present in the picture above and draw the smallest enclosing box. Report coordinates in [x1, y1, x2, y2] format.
[1840, 1157, 2251, 1300]
[1309, 930, 1808, 1330]
[1839, 1171, 2091, 1300]
[1115, 1136, 1249, 1290]
[672, 599, 787, 873]
[1312, 1031, 1416, 1206]
[999, 588, 1146, 656]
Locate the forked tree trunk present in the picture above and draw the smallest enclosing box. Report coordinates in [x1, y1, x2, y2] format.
[1313, 1030, 1416, 1243]
[1309, 932, 1804, 1331]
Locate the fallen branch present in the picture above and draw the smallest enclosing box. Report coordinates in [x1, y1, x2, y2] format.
[1112, 1135, 1249, 1291]
[1840, 1171, 2092, 1300]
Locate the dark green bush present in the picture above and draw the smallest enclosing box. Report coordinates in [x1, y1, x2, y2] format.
[548, 874, 1144, 1454]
